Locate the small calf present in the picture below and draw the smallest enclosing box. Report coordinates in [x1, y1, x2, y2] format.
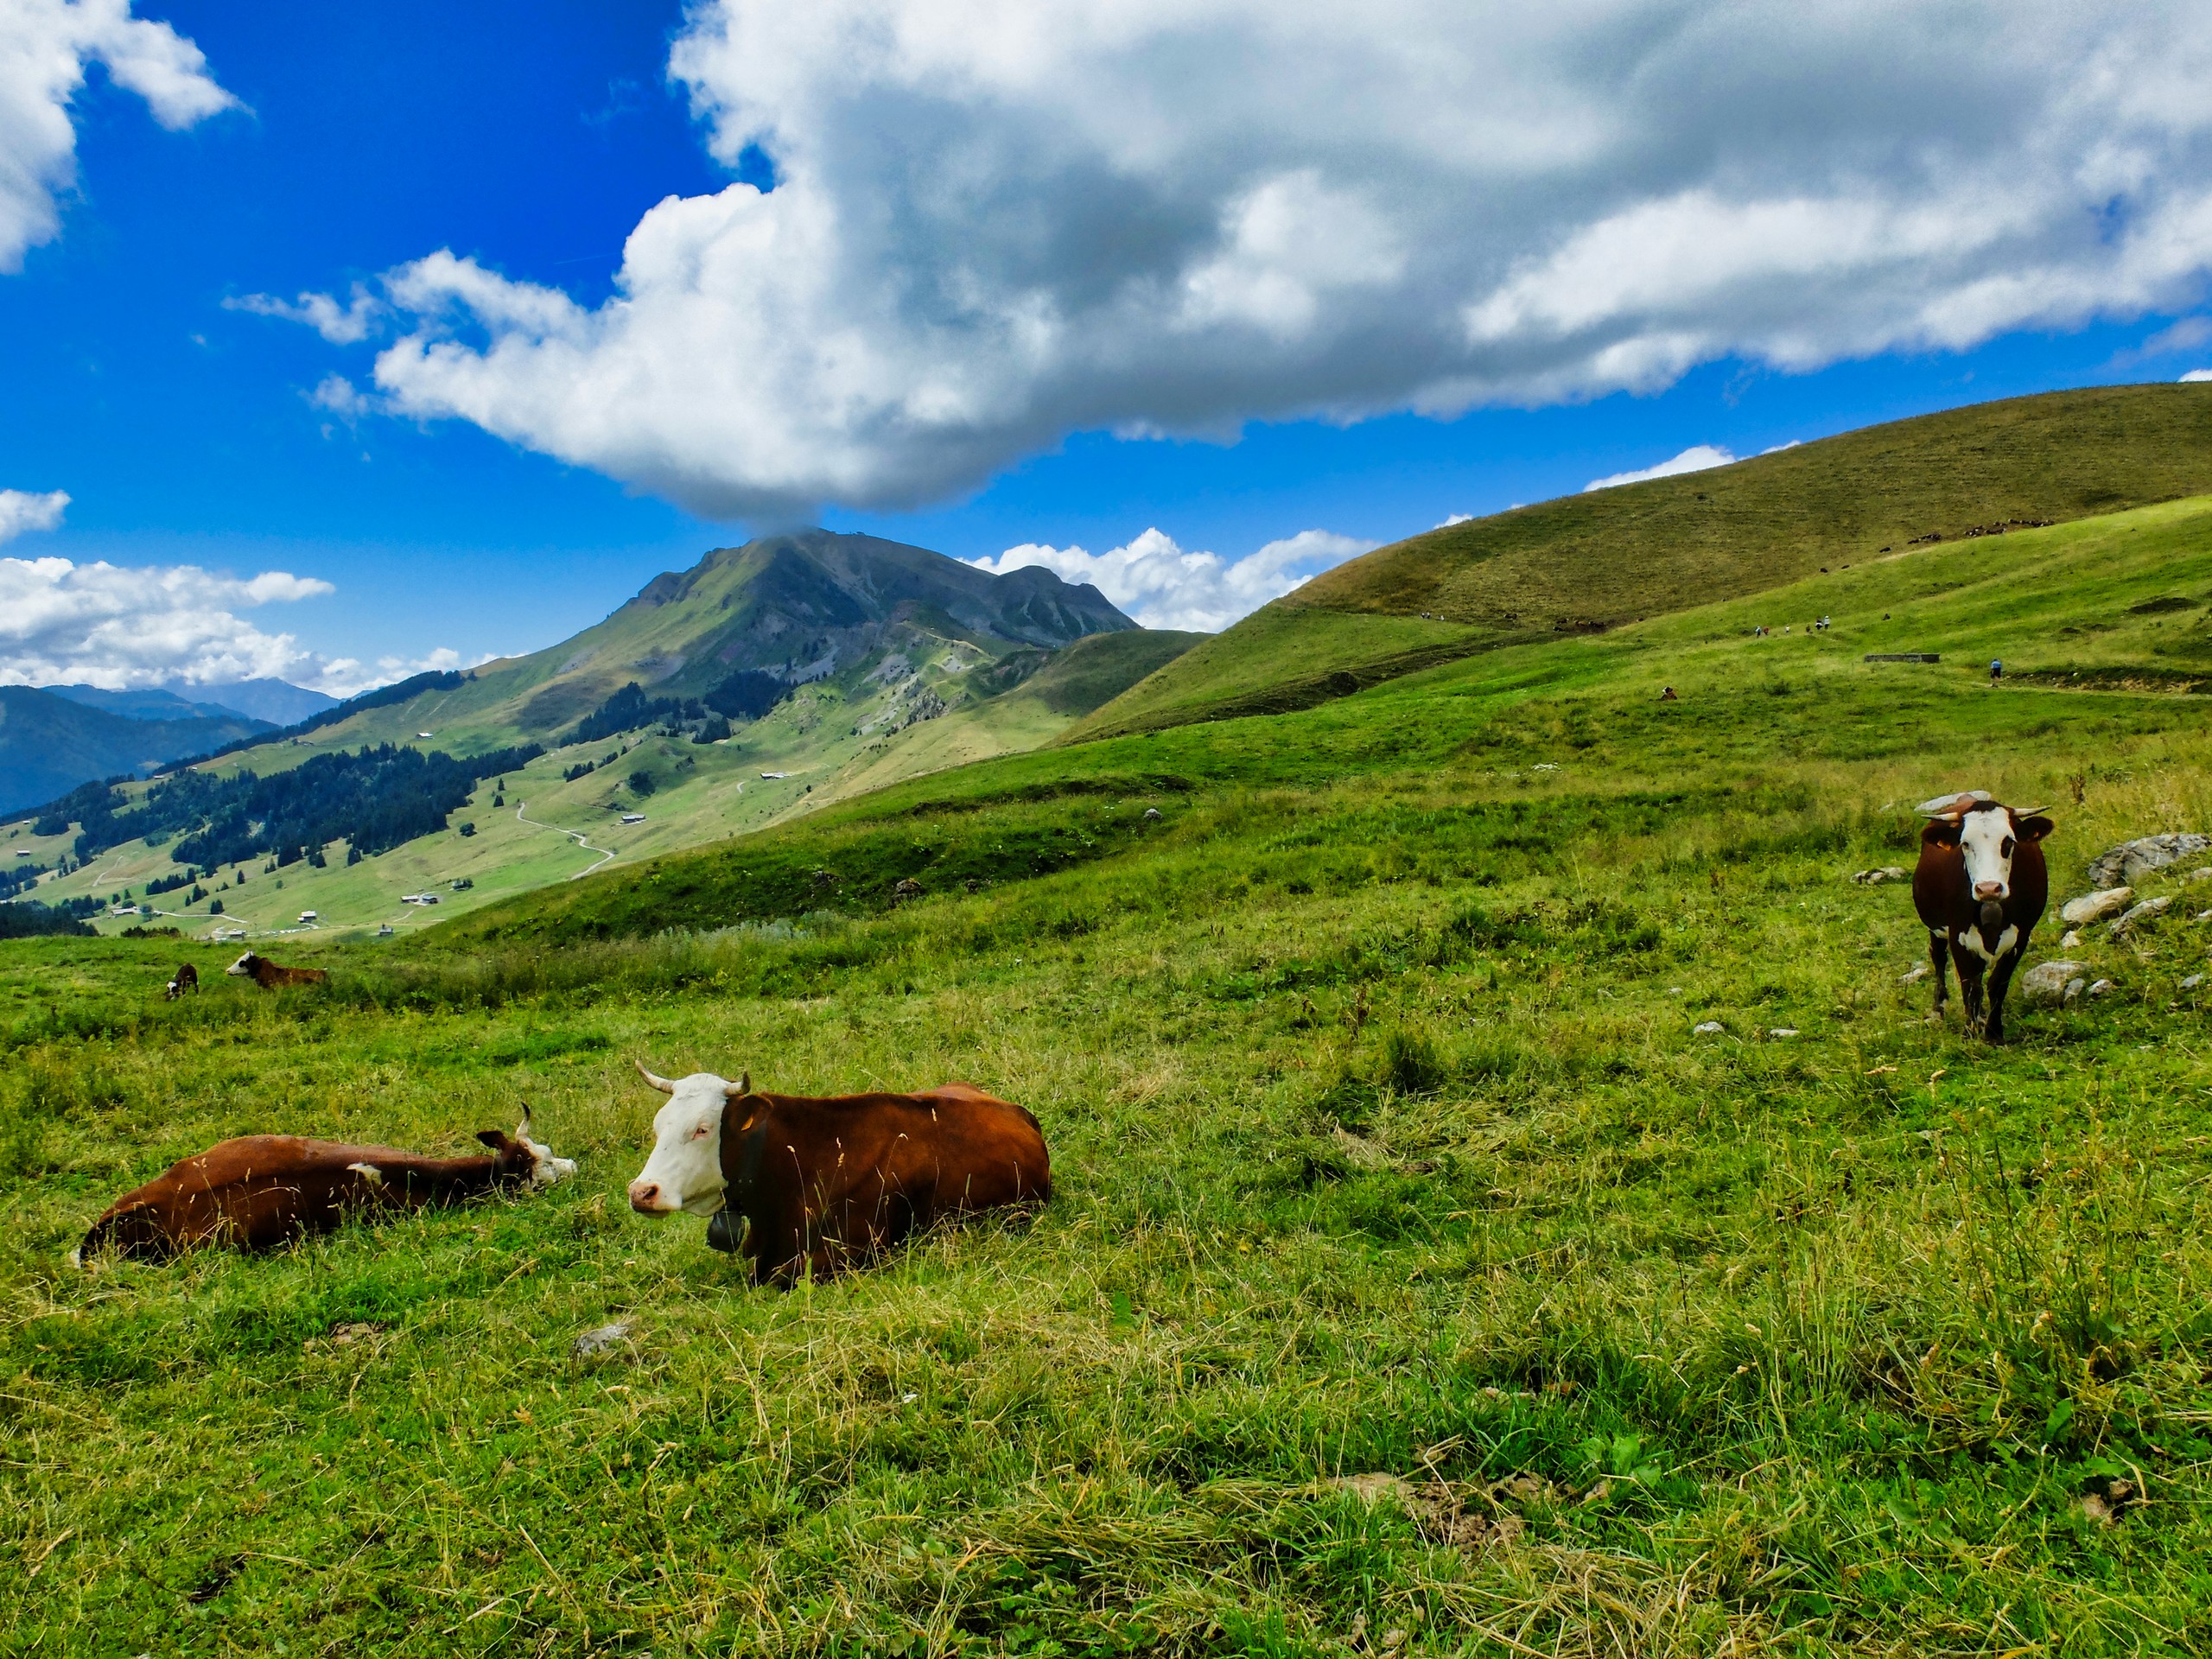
[73, 1111, 576, 1263]
[165, 963, 200, 1001]
[226, 950, 328, 989]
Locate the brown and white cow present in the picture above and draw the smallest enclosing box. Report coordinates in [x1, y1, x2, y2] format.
[73, 1110, 576, 1263]
[626, 1062, 1050, 1284]
[227, 951, 328, 988]
[165, 962, 199, 1000]
[1911, 790, 2054, 1043]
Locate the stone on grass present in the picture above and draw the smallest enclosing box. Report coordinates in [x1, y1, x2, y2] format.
[2191, 868, 2212, 883]
[2060, 929, 2082, 949]
[1694, 1020, 1724, 1035]
[2181, 974, 2205, 992]
[2088, 833, 2212, 889]
[2063, 978, 2086, 1007]
[1899, 963, 1929, 983]
[573, 1319, 635, 1357]
[2017, 961, 2089, 1007]
[2061, 887, 2133, 926]
[1768, 1027, 1800, 1039]
[2109, 895, 2172, 937]
[2088, 978, 2116, 998]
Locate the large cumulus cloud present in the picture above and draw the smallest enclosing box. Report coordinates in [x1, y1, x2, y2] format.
[972, 527, 1377, 632]
[0, 0, 236, 270]
[301, 0, 2212, 517]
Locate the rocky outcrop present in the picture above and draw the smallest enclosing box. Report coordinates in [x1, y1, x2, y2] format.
[2088, 833, 2211, 888]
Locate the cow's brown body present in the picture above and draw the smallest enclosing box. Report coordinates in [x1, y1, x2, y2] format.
[77, 1130, 547, 1262]
[165, 963, 199, 1000]
[1911, 795, 2053, 1042]
[710, 1084, 1050, 1284]
[227, 951, 328, 988]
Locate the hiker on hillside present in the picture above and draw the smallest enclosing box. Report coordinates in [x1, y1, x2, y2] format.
[1989, 658, 2003, 686]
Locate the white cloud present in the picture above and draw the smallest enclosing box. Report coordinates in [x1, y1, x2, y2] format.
[245, 2, 2212, 518]
[1436, 512, 1474, 528]
[1584, 444, 1736, 493]
[0, 0, 236, 270]
[309, 646, 498, 701]
[226, 288, 382, 345]
[308, 374, 371, 416]
[0, 488, 69, 543]
[2183, 368, 2212, 383]
[973, 525, 1375, 632]
[0, 555, 334, 690]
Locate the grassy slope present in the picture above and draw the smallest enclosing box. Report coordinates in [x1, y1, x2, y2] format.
[5, 499, 2212, 1655]
[1090, 382, 2212, 736]
[22, 632, 1198, 944]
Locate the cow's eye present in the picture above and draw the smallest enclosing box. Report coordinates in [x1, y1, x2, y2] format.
[2001, 837, 2015, 857]
[695, 1125, 711, 1138]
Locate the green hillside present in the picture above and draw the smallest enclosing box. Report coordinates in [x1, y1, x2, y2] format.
[10, 534, 1194, 940]
[444, 489, 2212, 944]
[1081, 382, 2212, 737]
[10, 493, 2212, 1655]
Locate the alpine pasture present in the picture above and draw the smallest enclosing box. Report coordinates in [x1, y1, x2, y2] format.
[6, 494, 2212, 1656]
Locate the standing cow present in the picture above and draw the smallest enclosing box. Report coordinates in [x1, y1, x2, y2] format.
[165, 963, 199, 1000]
[226, 951, 329, 988]
[626, 1063, 1050, 1284]
[1911, 790, 2053, 1042]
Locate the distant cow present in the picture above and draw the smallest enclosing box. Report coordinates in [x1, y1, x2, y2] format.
[73, 1110, 576, 1263]
[226, 951, 328, 989]
[1911, 791, 2054, 1042]
[626, 1062, 1050, 1284]
[165, 963, 199, 1001]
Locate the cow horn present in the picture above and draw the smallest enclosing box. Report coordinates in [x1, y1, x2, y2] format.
[723, 1071, 751, 1100]
[513, 1104, 533, 1140]
[2012, 804, 2050, 818]
[635, 1060, 677, 1094]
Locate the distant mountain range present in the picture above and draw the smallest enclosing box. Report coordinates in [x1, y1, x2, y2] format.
[0, 687, 275, 819]
[14, 530, 1197, 934]
[40, 679, 337, 725]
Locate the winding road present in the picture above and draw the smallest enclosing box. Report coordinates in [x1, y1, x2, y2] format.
[513, 801, 618, 880]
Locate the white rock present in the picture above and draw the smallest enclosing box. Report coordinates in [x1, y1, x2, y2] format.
[572, 1319, 635, 1357]
[2017, 960, 2090, 1007]
[1768, 1027, 1800, 1039]
[2190, 868, 2212, 883]
[2109, 895, 2173, 937]
[2088, 978, 2116, 998]
[1899, 963, 1929, 983]
[2199, 911, 2212, 924]
[1883, 867, 1908, 882]
[2063, 977, 2086, 1006]
[2061, 887, 2133, 926]
[2088, 833, 2212, 889]
[1693, 1020, 1724, 1035]
[2059, 930, 2082, 949]
[2181, 974, 2206, 992]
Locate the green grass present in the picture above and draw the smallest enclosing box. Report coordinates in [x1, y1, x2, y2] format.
[1091, 383, 2212, 734]
[6, 498, 2212, 1655]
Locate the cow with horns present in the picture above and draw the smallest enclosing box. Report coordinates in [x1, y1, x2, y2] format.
[626, 1062, 1051, 1284]
[1910, 790, 2054, 1042]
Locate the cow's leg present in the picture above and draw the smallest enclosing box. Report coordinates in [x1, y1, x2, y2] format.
[1954, 945, 1987, 1036]
[1983, 946, 2024, 1043]
[1927, 930, 1950, 1018]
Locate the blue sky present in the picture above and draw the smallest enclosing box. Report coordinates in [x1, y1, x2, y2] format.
[4, 1, 2210, 690]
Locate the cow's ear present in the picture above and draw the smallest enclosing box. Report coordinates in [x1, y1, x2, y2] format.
[1922, 818, 1961, 847]
[477, 1129, 509, 1152]
[2018, 815, 2055, 842]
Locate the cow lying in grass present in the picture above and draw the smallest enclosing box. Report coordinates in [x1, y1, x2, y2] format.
[226, 951, 328, 988]
[626, 1063, 1050, 1284]
[73, 1110, 576, 1263]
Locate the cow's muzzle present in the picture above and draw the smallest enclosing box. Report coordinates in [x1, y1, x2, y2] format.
[705, 1209, 742, 1254]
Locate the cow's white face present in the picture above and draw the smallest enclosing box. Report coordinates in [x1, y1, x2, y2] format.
[226, 952, 258, 976]
[1958, 807, 2022, 902]
[627, 1072, 736, 1216]
[515, 1116, 578, 1187]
